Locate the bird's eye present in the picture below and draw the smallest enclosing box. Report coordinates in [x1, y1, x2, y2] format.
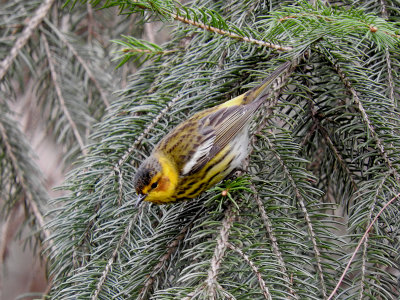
[151, 182, 158, 189]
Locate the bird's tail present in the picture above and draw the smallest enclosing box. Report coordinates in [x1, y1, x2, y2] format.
[241, 60, 292, 105]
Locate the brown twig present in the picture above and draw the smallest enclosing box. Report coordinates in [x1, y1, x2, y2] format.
[87, 2, 94, 43]
[0, 0, 55, 81]
[122, 48, 177, 55]
[206, 204, 237, 299]
[309, 105, 358, 193]
[0, 121, 53, 253]
[227, 242, 272, 300]
[92, 212, 137, 300]
[44, 21, 111, 108]
[42, 33, 87, 155]
[137, 211, 199, 299]
[172, 14, 292, 52]
[183, 203, 237, 300]
[331, 57, 400, 184]
[251, 185, 299, 299]
[327, 193, 400, 300]
[261, 132, 328, 297]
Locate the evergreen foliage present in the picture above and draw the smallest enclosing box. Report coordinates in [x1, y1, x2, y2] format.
[1, 0, 400, 299]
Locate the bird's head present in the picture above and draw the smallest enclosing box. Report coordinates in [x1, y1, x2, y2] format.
[133, 153, 178, 205]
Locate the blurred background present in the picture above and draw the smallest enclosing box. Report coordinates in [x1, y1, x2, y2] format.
[0, 1, 169, 299]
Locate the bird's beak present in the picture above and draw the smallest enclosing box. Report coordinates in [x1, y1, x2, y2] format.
[135, 194, 147, 207]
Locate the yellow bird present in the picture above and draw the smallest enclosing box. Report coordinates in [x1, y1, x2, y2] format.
[134, 61, 290, 205]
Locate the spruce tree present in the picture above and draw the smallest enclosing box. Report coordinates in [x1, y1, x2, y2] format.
[1, 0, 399, 299]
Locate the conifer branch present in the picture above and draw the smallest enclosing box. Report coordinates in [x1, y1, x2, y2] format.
[116, 166, 124, 206]
[172, 14, 292, 52]
[87, 1, 94, 43]
[310, 104, 358, 192]
[251, 185, 299, 300]
[44, 22, 111, 107]
[0, 121, 53, 252]
[42, 1, 400, 298]
[42, 33, 88, 155]
[359, 229, 368, 299]
[263, 133, 327, 298]
[138, 214, 197, 299]
[92, 212, 137, 300]
[327, 192, 400, 300]
[0, 0, 55, 81]
[289, 168, 327, 298]
[380, 3, 397, 159]
[330, 56, 400, 183]
[122, 48, 177, 55]
[385, 50, 395, 105]
[115, 91, 185, 170]
[380, 0, 388, 18]
[110, 0, 293, 51]
[206, 204, 236, 299]
[359, 173, 390, 299]
[278, 11, 400, 39]
[183, 203, 237, 300]
[227, 242, 272, 300]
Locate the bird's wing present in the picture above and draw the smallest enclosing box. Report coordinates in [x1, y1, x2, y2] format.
[182, 101, 259, 175]
[181, 61, 291, 175]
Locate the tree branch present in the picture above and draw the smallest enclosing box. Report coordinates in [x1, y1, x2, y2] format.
[183, 203, 237, 300]
[359, 172, 391, 299]
[309, 103, 358, 193]
[262, 133, 327, 298]
[327, 192, 400, 300]
[226, 242, 272, 300]
[0, 0, 55, 81]
[138, 211, 198, 299]
[206, 204, 237, 299]
[327, 53, 400, 184]
[42, 33, 87, 155]
[172, 14, 292, 52]
[0, 120, 53, 253]
[251, 185, 299, 300]
[91, 212, 136, 300]
[44, 21, 111, 108]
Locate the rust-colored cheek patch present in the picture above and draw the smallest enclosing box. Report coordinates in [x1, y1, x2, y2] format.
[157, 176, 170, 191]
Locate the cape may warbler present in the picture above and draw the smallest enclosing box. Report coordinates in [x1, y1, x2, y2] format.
[134, 61, 290, 205]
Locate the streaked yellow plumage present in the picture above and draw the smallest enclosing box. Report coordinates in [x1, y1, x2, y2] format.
[134, 61, 290, 205]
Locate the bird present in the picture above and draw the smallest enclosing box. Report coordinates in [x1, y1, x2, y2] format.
[133, 61, 291, 205]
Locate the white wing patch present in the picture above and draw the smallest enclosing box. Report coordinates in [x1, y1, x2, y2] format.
[182, 136, 216, 175]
